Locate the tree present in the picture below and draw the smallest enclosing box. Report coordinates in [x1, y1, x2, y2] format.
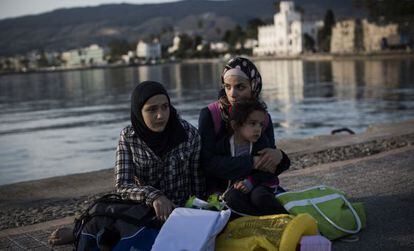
[273, 1, 281, 12]
[175, 34, 194, 58]
[222, 25, 246, 48]
[317, 9, 336, 52]
[353, 0, 414, 23]
[246, 18, 265, 39]
[108, 39, 131, 62]
[223, 30, 232, 44]
[37, 51, 49, 67]
[194, 35, 203, 47]
[295, 5, 305, 15]
[5, 59, 12, 70]
[19, 57, 30, 69]
[353, 0, 414, 38]
[303, 33, 316, 52]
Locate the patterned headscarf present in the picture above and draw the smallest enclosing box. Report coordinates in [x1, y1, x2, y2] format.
[218, 57, 263, 127]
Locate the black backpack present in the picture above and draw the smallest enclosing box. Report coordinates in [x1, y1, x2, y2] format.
[73, 193, 161, 251]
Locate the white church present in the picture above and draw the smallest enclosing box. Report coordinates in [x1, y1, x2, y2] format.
[253, 1, 321, 56]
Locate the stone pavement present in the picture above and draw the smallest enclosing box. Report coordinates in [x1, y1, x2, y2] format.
[279, 146, 414, 251]
[0, 217, 73, 250]
[0, 229, 62, 250]
[1, 146, 413, 250]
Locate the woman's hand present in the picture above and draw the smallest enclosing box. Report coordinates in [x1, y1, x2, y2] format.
[254, 148, 283, 173]
[152, 195, 175, 221]
[233, 181, 249, 193]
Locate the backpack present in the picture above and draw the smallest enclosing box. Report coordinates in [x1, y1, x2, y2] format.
[73, 193, 161, 251]
[208, 101, 269, 135]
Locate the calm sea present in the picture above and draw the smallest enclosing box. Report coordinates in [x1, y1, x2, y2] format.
[0, 59, 413, 185]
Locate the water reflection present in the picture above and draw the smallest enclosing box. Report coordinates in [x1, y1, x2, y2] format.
[364, 60, 400, 88]
[256, 59, 413, 102]
[332, 60, 359, 99]
[257, 60, 304, 102]
[253, 59, 414, 139]
[0, 59, 413, 185]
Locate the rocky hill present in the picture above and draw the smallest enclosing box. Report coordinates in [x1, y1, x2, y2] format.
[0, 0, 364, 55]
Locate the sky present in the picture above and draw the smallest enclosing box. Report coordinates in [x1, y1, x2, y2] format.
[0, 0, 180, 20]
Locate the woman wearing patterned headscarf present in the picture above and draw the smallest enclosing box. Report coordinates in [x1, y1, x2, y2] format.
[198, 57, 290, 215]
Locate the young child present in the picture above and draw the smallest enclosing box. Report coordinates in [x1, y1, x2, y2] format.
[219, 99, 287, 216]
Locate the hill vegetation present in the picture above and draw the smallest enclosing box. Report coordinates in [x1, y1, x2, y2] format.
[0, 0, 363, 55]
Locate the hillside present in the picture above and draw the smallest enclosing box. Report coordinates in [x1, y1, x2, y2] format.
[0, 0, 364, 55]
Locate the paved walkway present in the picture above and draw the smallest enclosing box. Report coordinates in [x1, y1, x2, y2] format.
[0, 217, 73, 250]
[1, 146, 413, 250]
[280, 146, 414, 250]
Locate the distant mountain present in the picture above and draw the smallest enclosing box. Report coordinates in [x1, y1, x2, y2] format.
[0, 0, 365, 56]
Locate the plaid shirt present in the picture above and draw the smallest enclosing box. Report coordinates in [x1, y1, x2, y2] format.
[115, 119, 205, 207]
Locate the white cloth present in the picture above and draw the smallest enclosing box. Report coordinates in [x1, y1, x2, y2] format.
[300, 235, 331, 251]
[223, 68, 249, 80]
[151, 208, 231, 251]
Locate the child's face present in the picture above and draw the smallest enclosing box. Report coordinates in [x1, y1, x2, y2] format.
[238, 110, 266, 143]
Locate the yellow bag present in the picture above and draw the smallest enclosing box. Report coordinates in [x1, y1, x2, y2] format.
[215, 214, 317, 251]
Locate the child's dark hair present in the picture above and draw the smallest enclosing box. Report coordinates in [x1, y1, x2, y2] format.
[230, 99, 267, 129]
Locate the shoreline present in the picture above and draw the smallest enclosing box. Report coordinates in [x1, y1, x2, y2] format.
[1, 51, 413, 76]
[252, 50, 414, 62]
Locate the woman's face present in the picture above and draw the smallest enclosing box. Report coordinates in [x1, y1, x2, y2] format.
[141, 94, 170, 132]
[223, 75, 252, 105]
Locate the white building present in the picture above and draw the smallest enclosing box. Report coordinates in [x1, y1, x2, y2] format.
[168, 35, 181, 54]
[210, 42, 229, 53]
[236, 39, 258, 50]
[121, 50, 136, 64]
[253, 1, 319, 56]
[62, 44, 105, 66]
[196, 40, 209, 51]
[136, 39, 162, 60]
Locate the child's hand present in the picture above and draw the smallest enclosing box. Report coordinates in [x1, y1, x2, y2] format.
[234, 181, 250, 193]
